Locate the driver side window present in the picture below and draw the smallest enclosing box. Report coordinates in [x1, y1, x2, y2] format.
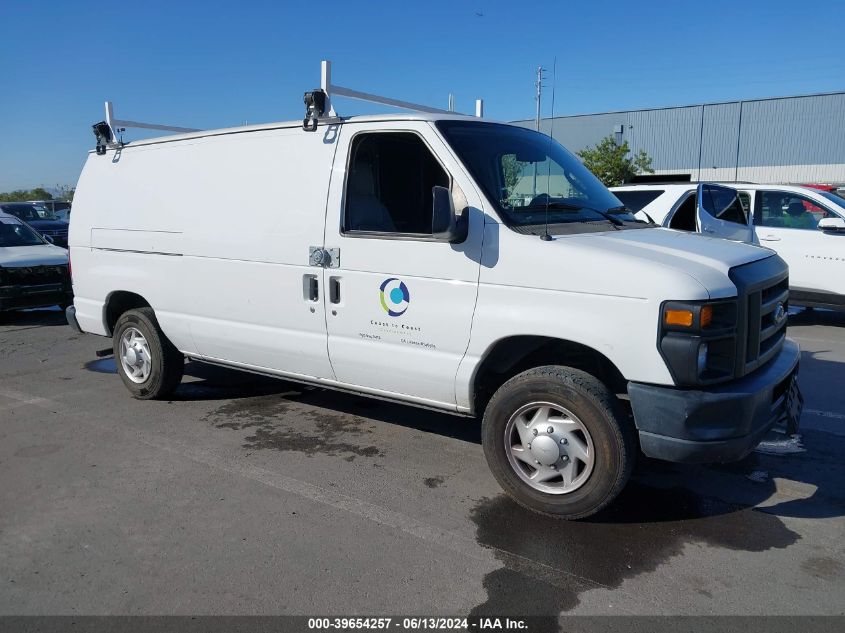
[343, 132, 449, 236]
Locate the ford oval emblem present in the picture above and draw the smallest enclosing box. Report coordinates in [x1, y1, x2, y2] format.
[773, 302, 786, 324]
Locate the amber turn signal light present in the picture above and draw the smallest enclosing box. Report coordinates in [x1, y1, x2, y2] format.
[700, 305, 713, 328]
[664, 308, 694, 327]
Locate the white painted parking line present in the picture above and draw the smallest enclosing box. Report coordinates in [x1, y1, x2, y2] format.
[0, 388, 53, 411]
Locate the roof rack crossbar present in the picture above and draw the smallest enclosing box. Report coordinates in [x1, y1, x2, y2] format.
[104, 101, 203, 140]
[319, 60, 483, 119]
[329, 84, 454, 116]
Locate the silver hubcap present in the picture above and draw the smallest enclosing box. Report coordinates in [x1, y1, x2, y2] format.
[119, 327, 152, 384]
[505, 401, 595, 494]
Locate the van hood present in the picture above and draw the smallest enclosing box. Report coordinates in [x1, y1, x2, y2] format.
[578, 227, 772, 272]
[546, 227, 777, 300]
[0, 244, 69, 267]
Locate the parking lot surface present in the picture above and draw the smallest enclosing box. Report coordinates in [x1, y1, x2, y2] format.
[1, 308, 844, 618]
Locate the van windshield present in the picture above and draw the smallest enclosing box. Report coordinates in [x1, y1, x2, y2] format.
[437, 121, 629, 234]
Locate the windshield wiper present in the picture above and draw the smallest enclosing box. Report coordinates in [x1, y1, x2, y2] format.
[518, 201, 621, 227]
[606, 204, 658, 225]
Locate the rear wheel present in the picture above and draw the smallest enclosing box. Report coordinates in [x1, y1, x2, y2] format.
[113, 307, 183, 399]
[481, 366, 635, 519]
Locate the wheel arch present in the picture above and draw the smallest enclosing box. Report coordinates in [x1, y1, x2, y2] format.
[103, 290, 152, 335]
[470, 335, 628, 417]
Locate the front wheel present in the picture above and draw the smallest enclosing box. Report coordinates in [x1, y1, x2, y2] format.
[113, 307, 184, 400]
[481, 366, 635, 519]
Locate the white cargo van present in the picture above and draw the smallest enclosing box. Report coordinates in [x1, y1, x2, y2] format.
[67, 81, 803, 519]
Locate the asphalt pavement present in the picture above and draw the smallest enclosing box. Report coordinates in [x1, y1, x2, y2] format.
[1, 307, 843, 619]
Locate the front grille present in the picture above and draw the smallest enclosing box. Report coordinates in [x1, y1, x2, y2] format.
[39, 228, 68, 238]
[0, 265, 68, 286]
[729, 257, 789, 378]
[744, 277, 788, 370]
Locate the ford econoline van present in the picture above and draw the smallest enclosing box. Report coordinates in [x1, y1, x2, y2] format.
[66, 109, 802, 518]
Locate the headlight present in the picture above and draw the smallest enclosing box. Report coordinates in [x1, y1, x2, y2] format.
[659, 300, 737, 386]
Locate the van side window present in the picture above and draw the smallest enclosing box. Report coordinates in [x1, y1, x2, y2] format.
[344, 132, 449, 235]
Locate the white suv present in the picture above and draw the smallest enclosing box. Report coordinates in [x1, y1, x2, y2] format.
[612, 183, 845, 310]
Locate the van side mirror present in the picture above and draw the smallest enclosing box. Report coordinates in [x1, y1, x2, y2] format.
[696, 183, 742, 220]
[432, 185, 468, 243]
[818, 217, 845, 232]
[43, 234, 55, 244]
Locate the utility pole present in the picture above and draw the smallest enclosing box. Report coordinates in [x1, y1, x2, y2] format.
[533, 65, 544, 196]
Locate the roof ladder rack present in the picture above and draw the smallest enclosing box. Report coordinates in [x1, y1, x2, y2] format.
[303, 60, 484, 131]
[104, 101, 203, 136]
[92, 101, 203, 154]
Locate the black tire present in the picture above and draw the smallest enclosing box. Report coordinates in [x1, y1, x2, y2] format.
[112, 307, 184, 400]
[481, 365, 635, 520]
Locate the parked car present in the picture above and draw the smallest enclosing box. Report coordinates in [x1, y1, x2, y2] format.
[29, 200, 72, 221]
[611, 182, 845, 310]
[0, 202, 70, 247]
[67, 112, 801, 519]
[0, 211, 72, 313]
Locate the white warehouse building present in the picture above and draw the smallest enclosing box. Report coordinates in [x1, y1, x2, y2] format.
[513, 91, 845, 185]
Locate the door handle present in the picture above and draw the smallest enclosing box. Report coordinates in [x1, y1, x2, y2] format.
[703, 228, 715, 234]
[329, 277, 341, 304]
[303, 274, 319, 301]
[760, 235, 781, 242]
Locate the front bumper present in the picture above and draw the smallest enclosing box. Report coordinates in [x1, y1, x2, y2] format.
[0, 283, 72, 312]
[628, 338, 802, 463]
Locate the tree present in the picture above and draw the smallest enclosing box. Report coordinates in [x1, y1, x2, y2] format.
[576, 135, 654, 187]
[56, 185, 75, 201]
[501, 154, 524, 201]
[0, 187, 54, 202]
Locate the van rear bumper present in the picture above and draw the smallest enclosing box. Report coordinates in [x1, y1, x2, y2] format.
[65, 305, 84, 334]
[628, 338, 802, 463]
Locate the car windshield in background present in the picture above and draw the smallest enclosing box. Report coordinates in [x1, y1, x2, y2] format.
[0, 218, 45, 247]
[818, 191, 845, 213]
[0, 204, 49, 222]
[31, 205, 58, 220]
[436, 121, 630, 232]
[613, 189, 665, 212]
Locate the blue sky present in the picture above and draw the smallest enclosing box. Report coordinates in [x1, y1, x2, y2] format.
[1, 0, 843, 191]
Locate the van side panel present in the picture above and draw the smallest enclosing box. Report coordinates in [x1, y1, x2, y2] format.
[70, 125, 339, 379]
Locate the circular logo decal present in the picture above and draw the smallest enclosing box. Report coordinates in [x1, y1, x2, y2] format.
[773, 302, 786, 324]
[379, 278, 410, 317]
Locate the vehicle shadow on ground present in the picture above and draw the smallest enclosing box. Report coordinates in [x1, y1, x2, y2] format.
[189, 361, 482, 444]
[0, 307, 67, 329]
[788, 307, 845, 328]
